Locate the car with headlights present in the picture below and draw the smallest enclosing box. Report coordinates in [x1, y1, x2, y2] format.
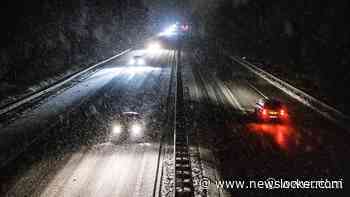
[146, 41, 162, 53]
[129, 55, 146, 65]
[111, 112, 146, 142]
[254, 98, 287, 122]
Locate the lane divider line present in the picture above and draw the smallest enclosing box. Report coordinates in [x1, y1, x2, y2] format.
[245, 81, 269, 99]
[230, 55, 350, 131]
[221, 82, 246, 113]
[193, 51, 246, 114]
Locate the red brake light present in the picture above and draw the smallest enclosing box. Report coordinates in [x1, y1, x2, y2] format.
[280, 109, 285, 116]
[262, 109, 267, 115]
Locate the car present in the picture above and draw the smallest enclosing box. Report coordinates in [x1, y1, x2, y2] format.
[111, 112, 146, 142]
[146, 41, 162, 53]
[254, 98, 287, 122]
[129, 55, 146, 65]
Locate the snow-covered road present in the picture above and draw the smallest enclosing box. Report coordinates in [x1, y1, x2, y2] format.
[0, 48, 176, 197]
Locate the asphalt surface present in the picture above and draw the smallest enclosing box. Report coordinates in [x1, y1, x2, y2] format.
[1, 37, 349, 197]
[183, 51, 348, 196]
[0, 48, 176, 197]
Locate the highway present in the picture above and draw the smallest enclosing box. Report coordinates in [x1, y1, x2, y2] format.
[0, 35, 348, 197]
[183, 50, 348, 195]
[0, 44, 176, 197]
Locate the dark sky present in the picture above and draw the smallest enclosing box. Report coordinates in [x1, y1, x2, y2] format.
[143, 0, 183, 30]
[0, 0, 182, 46]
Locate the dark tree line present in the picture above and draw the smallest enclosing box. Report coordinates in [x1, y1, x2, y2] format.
[0, 0, 148, 92]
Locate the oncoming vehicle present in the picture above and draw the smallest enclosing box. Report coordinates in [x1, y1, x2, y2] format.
[146, 41, 162, 53]
[254, 98, 287, 122]
[111, 112, 146, 142]
[129, 55, 146, 65]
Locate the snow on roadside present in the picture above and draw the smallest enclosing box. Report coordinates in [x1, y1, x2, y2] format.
[160, 157, 175, 197]
[183, 53, 230, 197]
[0, 66, 81, 107]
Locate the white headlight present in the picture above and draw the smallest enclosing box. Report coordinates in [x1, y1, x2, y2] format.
[113, 125, 122, 134]
[137, 59, 145, 65]
[147, 43, 161, 53]
[131, 124, 142, 136]
[129, 59, 136, 65]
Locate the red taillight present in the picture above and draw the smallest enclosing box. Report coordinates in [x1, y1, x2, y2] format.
[262, 109, 267, 116]
[280, 109, 285, 116]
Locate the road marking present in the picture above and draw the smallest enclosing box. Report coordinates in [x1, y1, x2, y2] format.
[222, 83, 246, 113]
[230, 55, 350, 131]
[246, 81, 269, 99]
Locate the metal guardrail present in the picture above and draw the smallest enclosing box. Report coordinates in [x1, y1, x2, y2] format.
[0, 49, 131, 117]
[230, 55, 350, 130]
